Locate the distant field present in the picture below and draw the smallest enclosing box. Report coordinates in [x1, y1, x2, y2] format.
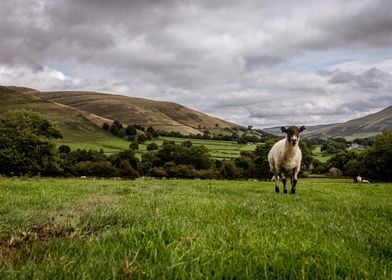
[57, 137, 259, 159]
[0, 178, 391, 279]
[312, 146, 331, 163]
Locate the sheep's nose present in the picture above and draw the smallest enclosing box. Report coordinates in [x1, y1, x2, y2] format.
[291, 139, 297, 145]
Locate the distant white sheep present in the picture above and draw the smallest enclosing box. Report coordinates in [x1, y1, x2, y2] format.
[357, 176, 370, 184]
[268, 126, 306, 194]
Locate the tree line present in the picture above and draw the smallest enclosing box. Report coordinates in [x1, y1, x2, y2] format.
[0, 110, 391, 181]
[102, 120, 275, 144]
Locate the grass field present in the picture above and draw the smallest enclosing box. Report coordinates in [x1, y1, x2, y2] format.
[58, 137, 259, 160]
[1, 178, 391, 279]
[312, 146, 331, 163]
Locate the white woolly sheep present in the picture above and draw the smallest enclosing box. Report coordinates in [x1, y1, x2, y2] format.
[357, 176, 370, 184]
[268, 126, 306, 194]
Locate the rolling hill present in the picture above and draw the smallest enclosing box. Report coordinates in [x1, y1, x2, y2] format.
[306, 106, 392, 139]
[263, 106, 392, 139]
[30, 89, 240, 135]
[0, 85, 247, 145]
[0, 86, 114, 142]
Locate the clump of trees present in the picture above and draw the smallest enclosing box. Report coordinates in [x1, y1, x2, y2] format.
[0, 110, 62, 176]
[318, 131, 392, 181]
[102, 120, 158, 143]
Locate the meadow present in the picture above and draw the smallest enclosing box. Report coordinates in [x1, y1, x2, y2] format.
[1, 178, 391, 279]
[58, 136, 258, 159]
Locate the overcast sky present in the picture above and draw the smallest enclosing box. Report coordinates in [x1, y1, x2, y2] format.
[1, 0, 392, 128]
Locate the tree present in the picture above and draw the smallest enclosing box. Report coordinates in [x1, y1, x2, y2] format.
[252, 140, 276, 180]
[0, 110, 62, 175]
[147, 143, 159, 151]
[327, 150, 357, 175]
[129, 142, 139, 150]
[137, 134, 147, 143]
[109, 149, 141, 172]
[125, 125, 137, 136]
[362, 130, 392, 181]
[181, 140, 193, 148]
[102, 123, 110, 131]
[58, 145, 71, 154]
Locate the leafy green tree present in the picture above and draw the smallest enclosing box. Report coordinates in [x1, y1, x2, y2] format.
[137, 134, 147, 143]
[181, 140, 193, 148]
[58, 145, 71, 154]
[146, 126, 159, 138]
[327, 150, 357, 175]
[345, 159, 365, 182]
[0, 110, 62, 176]
[362, 130, 392, 181]
[252, 140, 275, 180]
[125, 125, 137, 136]
[147, 143, 159, 151]
[129, 142, 139, 150]
[109, 149, 141, 172]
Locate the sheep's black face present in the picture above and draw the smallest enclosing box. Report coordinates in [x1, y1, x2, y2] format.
[281, 126, 306, 146]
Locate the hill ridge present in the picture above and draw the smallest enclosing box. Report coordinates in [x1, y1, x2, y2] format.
[264, 106, 392, 138]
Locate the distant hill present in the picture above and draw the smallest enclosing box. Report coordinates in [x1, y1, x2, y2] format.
[30, 90, 241, 135]
[1, 85, 260, 145]
[263, 106, 392, 139]
[306, 106, 392, 139]
[263, 124, 333, 137]
[0, 86, 114, 142]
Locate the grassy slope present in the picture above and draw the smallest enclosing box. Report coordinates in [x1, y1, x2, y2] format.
[0, 85, 261, 158]
[32, 90, 239, 135]
[1, 178, 391, 279]
[0, 86, 120, 143]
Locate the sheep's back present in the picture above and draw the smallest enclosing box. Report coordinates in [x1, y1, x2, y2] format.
[268, 139, 302, 172]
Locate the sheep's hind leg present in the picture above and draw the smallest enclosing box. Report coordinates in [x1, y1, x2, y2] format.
[281, 173, 287, 194]
[290, 169, 298, 194]
[274, 174, 280, 193]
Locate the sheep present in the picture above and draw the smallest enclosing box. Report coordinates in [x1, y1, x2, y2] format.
[268, 126, 306, 194]
[356, 176, 370, 184]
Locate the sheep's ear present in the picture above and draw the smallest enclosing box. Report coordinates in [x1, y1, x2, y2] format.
[299, 126, 306, 132]
[281, 126, 287, 133]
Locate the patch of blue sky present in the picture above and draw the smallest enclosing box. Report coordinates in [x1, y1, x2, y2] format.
[272, 48, 392, 74]
[46, 59, 79, 78]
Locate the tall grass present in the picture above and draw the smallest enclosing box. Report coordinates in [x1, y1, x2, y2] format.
[1, 178, 391, 279]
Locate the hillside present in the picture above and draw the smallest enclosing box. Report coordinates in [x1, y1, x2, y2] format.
[263, 106, 392, 138]
[1, 85, 253, 144]
[306, 106, 392, 138]
[0, 86, 114, 142]
[30, 90, 240, 135]
[263, 124, 333, 137]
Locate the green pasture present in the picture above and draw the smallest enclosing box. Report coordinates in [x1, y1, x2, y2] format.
[57, 137, 259, 160]
[312, 146, 331, 163]
[0, 178, 391, 279]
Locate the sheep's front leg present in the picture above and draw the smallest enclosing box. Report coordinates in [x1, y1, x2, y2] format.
[281, 173, 287, 194]
[290, 169, 299, 194]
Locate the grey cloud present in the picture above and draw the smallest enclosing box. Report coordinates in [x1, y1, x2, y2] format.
[1, 0, 392, 128]
[327, 67, 392, 89]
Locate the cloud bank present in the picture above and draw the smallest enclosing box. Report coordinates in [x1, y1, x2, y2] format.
[1, 0, 392, 127]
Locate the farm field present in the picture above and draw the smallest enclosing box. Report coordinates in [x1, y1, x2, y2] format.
[312, 146, 331, 163]
[57, 136, 259, 159]
[1, 178, 391, 279]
